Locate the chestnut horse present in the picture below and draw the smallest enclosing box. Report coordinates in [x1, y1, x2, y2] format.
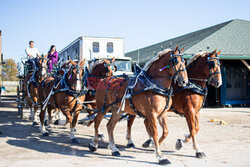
[39, 60, 86, 144]
[89, 46, 188, 165]
[23, 55, 48, 125]
[50, 58, 116, 126]
[127, 50, 222, 158]
[84, 57, 115, 117]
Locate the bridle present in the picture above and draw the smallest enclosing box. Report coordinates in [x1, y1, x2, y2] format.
[207, 53, 221, 85]
[67, 63, 85, 92]
[160, 50, 186, 82]
[188, 53, 221, 84]
[37, 56, 48, 78]
[103, 60, 116, 76]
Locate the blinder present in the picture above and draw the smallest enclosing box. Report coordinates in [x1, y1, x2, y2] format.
[208, 61, 216, 69]
[104, 66, 110, 73]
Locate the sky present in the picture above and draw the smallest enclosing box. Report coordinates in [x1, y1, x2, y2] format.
[0, 0, 250, 63]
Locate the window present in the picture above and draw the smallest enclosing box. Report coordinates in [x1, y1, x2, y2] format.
[107, 42, 113, 53]
[93, 42, 99, 53]
[115, 60, 132, 72]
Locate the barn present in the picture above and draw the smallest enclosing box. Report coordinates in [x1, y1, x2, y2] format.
[125, 19, 250, 107]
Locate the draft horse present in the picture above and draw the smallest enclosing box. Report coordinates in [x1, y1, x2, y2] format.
[128, 50, 222, 158]
[83, 57, 116, 119]
[89, 46, 188, 165]
[52, 58, 116, 126]
[40, 59, 86, 144]
[23, 55, 48, 125]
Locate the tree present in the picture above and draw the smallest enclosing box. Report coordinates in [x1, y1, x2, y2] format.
[2, 59, 18, 81]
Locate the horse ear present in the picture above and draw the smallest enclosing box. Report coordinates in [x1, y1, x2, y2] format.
[69, 60, 77, 66]
[180, 47, 185, 53]
[217, 50, 221, 55]
[80, 58, 86, 66]
[210, 49, 217, 56]
[174, 45, 179, 52]
[103, 58, 109, 64]
[112, 57, 115, 63]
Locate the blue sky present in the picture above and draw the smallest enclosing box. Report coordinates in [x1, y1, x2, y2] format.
[0, 0, 250, 62]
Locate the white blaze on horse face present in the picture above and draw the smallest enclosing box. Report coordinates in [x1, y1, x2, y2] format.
[41, 61, 47, 76]
[76, 73, 81, 92]
[216, 65, 222, 87]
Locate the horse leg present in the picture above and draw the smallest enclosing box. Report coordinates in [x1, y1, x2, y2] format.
[57, 109, 70, 126]
[29, 102, 34, 121]
[44, 106, 52, 126]
[175, 111, 201, 151]
[32, 105, 39, 126]
[39, 106, 49, 136]
[54, 108, 62, 125]
[126, 115, 136, 148]
[184, 110, 205, 158]
[107, 108, 122, 156]
[144, 114, 171, 165]
[158, 113, 169, 146]
[70, 111, 80, 144]
[142, 113, 169, 148]
[89, 112, 105, 152]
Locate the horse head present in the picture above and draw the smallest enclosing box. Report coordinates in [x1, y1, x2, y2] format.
[67, 59, 86, 92]
[90, 57, 116, 77]
[206, 50, 222, 88]
[37, 54, 48, 79]
[145, 45, 188, 87]
[170, 45, 188, 87]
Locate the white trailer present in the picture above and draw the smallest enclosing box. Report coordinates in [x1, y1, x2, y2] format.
[59, 36, 133, 76]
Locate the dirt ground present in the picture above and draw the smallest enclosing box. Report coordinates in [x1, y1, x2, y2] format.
[0, 105, 250, 167]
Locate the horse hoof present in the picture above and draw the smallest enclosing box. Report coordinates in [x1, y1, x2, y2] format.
[32, 122, 38, 126]
[44, 120, 49, 126]
[71, 138, 80, 145]
[112, 151, 121, 156]
[42, 132, 49, 136]
[89, 144, 97, 152]
[54, 120, 59, 125]
[142, 139, 153, 148]
[159, 158, 171, 165]
[175, 139, 184, 150]
[196, 152, 206, 158]
[127, 143, 135, 148]
[98, 134, 104, 139]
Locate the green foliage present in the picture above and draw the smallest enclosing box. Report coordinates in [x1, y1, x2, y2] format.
[2, 59, 18, 81]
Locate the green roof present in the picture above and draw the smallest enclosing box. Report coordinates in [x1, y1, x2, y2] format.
[126, 19, 250, 63]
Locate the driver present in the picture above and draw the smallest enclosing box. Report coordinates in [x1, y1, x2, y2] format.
[25, 41, 40, 71]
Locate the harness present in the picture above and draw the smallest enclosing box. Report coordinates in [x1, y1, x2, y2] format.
[42, 67, 88, 111]
[100, 64, 175, 118]
[26, 57, 47, 106]
[172, 52, 221, 115]
[27, 69, 41, 105]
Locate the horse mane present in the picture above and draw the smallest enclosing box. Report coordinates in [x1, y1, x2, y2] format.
[186, 51, 208, 67]
[90, 59, 104, 72]
[143, 48, 172, 71]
